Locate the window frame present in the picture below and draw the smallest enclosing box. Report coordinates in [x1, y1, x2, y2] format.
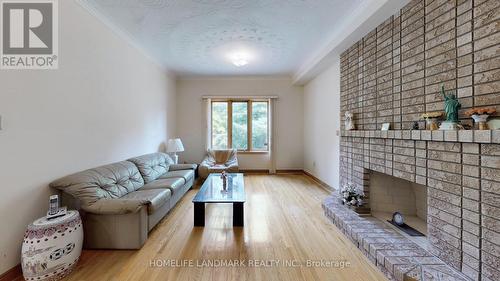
[210, 99, 269, 153]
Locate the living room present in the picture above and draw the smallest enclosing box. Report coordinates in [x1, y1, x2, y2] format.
[0, 0, 499, 281]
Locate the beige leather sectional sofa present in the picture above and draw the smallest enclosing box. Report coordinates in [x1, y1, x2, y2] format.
[50, 153, 196, 249]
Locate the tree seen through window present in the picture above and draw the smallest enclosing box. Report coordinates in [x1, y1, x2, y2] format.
[211, 100, 268, 151]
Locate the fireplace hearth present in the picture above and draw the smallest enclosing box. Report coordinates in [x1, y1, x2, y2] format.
[331, 127, 500, 281]
[323, 195, 469, 281]
[387, 220, 424, 237]
[368, 171, 428, 247]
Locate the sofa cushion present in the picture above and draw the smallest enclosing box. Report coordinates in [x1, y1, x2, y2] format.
[142, 178, 187, 195]
[159, 170, 194, 183]
[121, 189, 171, 215]
[169, 164, 197, 171]
[50, 161, 144, 206]
[141, 178, 185, 192]
[128, 153, 174, 183]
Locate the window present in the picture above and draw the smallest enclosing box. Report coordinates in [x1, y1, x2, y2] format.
[211, 100, 269, 152]
[252, 102, 268, 150]
[211, 102, 228, 149]
[232, 102, 248, 150]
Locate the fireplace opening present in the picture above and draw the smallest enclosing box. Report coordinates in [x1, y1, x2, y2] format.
[369, 171, 428, 244]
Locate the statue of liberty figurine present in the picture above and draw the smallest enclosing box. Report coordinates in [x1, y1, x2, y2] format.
[439, 84, 462, 130]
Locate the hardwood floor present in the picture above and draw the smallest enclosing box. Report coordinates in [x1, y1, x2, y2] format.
[60, 174, 386, 281]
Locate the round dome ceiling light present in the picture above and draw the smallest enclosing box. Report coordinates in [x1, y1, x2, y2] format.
[229, 52, 250, 67]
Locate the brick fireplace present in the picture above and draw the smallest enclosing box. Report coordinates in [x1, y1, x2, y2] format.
[369, 171, 428, 237]
[326, 135, 500, 280]
[323, 0, 500, 280]
[336, 133, 500, 279]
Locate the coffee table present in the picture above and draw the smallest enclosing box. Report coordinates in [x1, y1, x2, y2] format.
[192, 173, 245, 227]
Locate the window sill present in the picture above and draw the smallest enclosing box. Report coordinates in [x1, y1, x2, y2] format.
[238, 151, 269, 154]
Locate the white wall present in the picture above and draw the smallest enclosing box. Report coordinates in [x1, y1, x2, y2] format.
[0, 1, 175, 274]
[176, 77, 304, 170]
[303, 57, 341, 189]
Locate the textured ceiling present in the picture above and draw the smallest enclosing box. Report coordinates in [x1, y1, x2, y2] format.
[80, 0, 365, 76]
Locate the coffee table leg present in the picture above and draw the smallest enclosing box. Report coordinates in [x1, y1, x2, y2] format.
[233, 202, 244, 227]
[194, 202, 205, 227]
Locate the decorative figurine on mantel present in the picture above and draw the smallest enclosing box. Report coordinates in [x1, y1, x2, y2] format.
[439, 84, 462, 130]
[345, 111, 355, 130]
[421, 111, 443, 130]
[465, 107, 497, 130]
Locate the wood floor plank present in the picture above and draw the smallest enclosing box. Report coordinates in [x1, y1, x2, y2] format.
[61, 174, 387, 281]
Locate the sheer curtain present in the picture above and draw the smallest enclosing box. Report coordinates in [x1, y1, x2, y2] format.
[268, 98, 276, 174]
[204, 98, 212, 151]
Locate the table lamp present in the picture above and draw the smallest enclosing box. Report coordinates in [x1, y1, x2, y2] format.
[167, 138, 184, 164]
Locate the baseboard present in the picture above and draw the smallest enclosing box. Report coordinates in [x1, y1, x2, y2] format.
[240, 169, 304, 175]
[0, 264, 22, 281]
[276, 169, 303, 174]
[303, 170, 335, 192]
[240, 169, 270, 174]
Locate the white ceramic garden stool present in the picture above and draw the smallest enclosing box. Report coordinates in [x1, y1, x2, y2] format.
[21, 210, 83, 281]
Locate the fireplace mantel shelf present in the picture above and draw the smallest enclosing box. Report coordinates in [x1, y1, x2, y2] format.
[341, 129, 500, 144]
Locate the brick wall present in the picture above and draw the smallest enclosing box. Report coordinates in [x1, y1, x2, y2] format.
[339, 0, 500, 280]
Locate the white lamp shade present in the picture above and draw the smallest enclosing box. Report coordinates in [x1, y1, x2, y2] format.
[167, 138, 184, 153]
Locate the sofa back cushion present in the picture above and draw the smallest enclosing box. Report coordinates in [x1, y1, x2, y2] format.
[50, 161, 145, 206]
[127, 153, 174, 183]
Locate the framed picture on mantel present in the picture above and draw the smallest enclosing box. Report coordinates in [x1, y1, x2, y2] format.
[381, 123, 390, 131]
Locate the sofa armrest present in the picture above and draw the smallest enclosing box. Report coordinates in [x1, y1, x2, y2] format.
[82, 198, 148, 215]
[169, 164, 197, 171]
[198, 160, 210, 179]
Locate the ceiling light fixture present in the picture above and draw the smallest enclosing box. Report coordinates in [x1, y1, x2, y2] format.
[233, 58, 248, 67]
[230, 52, 250, 67]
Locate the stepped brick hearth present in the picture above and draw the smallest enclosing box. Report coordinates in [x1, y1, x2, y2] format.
[330, 133, 500, 281]
[324, 0, 500, 280]
[323, 196, 469, 281]
[333, 136, 500, 280]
